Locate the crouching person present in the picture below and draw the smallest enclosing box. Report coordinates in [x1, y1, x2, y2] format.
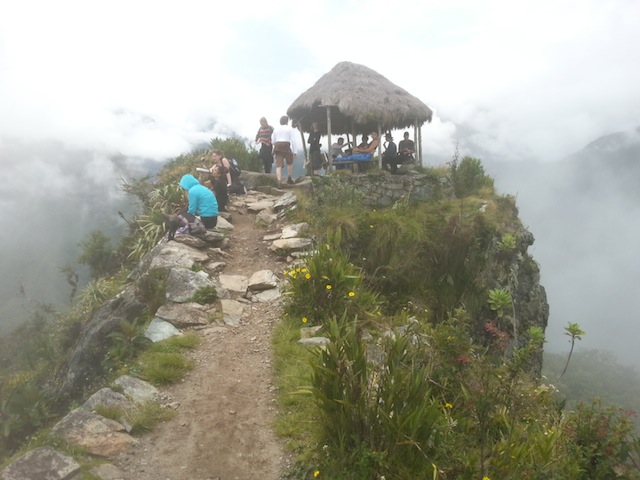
[179, 174, 218, 229]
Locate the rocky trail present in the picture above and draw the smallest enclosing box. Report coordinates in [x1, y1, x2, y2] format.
[113, 192, 297, 480]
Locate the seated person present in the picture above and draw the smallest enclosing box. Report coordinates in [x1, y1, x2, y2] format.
[381, 133, 399, 173]
[330, 137, 349, 158]
[357, 134, 369, 149]
[178, 174, 218, 230]
[351, 131, 380, 155]
[398, 131, 415, 162]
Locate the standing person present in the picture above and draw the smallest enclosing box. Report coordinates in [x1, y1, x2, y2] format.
[398, 131, 415, 163]
[255, 117, 274, 174]
[307, 121, 323, 176]
[178, 174, 218, 229]
[271, 115, 297, 186]
[381, 133, 399, 173]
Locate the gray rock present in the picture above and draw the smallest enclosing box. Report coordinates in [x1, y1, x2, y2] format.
[269, 237, 313, 253]
[255, 209, 277, 226]
[220, 299, 247, 326]
[201, 230, 226, 246]
[246, 200, 275, 213]
[300, 325, 323, 339]
[0, 446, 80, 480]
[149, 242, 211, 270]
[248, 270, 279, 292]
[165, 268, 214, 303]
[273, 192, 297, 211]
[145, 318, 181, 342]
[112, 375, 159, 404]
[281, 222, 309, 239]
[218, 274, 249, 294]
[82, 388, 136, 433]
[155, 302, 210, 327]
[214, 216, 234, 231]
[262, 233, 282, 241]
[252, 288, 282, 303]
[49, 409, 138, 458]
[298, 337, 330, 348]
[172, 234, 208, 249]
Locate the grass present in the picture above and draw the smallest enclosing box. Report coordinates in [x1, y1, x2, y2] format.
[271, 319, 323, 462]
[131, 332, 200, 384]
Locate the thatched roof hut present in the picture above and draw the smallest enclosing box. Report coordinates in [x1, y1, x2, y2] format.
[287, 61, 433, 135]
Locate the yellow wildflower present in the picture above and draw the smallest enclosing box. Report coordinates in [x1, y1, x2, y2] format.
[302, 317, 308, 324]
[348, 291, 355, 297]
[326, 285, 332, 290]
[483, 477, 491, 480]
[314, 471, 320, 477]
[445, 402, 453, 409]
[305, 273, 311, 279]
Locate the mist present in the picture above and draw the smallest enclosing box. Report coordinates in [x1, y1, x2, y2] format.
[0, 138, 154, 332]
[480, 127, 640, 367]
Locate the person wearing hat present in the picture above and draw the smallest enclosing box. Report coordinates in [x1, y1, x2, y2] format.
[381, 133, 399, 173]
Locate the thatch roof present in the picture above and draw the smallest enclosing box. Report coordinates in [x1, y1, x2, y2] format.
[287, 61, 432, 135]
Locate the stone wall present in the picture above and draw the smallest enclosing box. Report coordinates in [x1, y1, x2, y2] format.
[312, 171, 446, 208]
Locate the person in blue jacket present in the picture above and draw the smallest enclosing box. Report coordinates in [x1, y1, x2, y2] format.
[178, 174, 218, 229]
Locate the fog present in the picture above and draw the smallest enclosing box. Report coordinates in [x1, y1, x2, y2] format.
[1, 0, 639, 367]
[480, 128, 640, 367]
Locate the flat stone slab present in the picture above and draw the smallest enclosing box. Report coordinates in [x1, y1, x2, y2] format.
[165, 268, 215, 303]
[149, 242, 211, 270]
[218, 274, 249, 294]
[248, 270, 279, 292]
[112, 375, 159, 404]
[269, 237, 312, 253]
[49, 409, 138, 458]
[155, 302, 210, 327]
[220, 299, 247, 326]
[251, 288, 282, 303]
[145, 318, 181, 342]
[0, 446, 80, 480]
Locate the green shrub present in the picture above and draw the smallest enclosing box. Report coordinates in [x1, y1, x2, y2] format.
[282, 231, 380, 328]
[190, 285, 218, 305]
[136, 351, 194, 385]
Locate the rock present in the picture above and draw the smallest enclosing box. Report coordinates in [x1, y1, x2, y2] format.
[82, 388, 136, 432]
[255, 209, 277, 226]
[172, 235, 208, 249]
[201, 230, 226, 246]
[218, 274, 249, 294]
[281, 222, 309, 239]
[49, 409, 138, 458]
[220, 299, 247, 326]
[204, 261, 226, 274]
[298, 337, 330, 348]
[112, 375, 159, 404]
[149, 242, 211, 270]
[248, 270, 279, 292]
[300, 325, 323, 339]
[165, 268, 215, 303]
[215, 216, 234, 231]
[51, 287, 146, 403]
[263, 233, 282, 241]
[269, 237, 313, 254]
[155, 302, 210, 327]
[272, 192, 297, 211]
[246, 200, 275, 213]
[145, 318, 181, 342]
[0, 446, 81, 480]
[252, 288, 282, 303]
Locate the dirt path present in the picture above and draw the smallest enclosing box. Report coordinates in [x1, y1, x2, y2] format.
[114, 197, 293, 480]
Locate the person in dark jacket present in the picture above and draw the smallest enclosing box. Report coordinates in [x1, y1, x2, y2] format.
[381, 133, 399, 173]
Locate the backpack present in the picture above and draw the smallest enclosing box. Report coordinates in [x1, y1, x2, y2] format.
[229, 158, 241, 179]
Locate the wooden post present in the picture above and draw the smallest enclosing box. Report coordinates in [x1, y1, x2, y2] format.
[326, 106, 333, 170]
[417, 124, 423, 165]
[297, 127, 309, 176]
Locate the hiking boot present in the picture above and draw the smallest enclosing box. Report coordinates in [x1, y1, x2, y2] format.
[287, 177, 294, 185]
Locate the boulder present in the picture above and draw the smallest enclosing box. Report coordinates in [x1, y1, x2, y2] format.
[0, 446, 80, 480]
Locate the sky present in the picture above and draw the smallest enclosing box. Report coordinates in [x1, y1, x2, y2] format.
[1, 0, 639, 363]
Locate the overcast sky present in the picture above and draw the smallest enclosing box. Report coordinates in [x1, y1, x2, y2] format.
[2, 0, 639, 163]
[1, 0, 639, 363]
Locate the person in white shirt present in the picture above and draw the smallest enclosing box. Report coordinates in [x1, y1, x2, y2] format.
[271, 115, 298, 185]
